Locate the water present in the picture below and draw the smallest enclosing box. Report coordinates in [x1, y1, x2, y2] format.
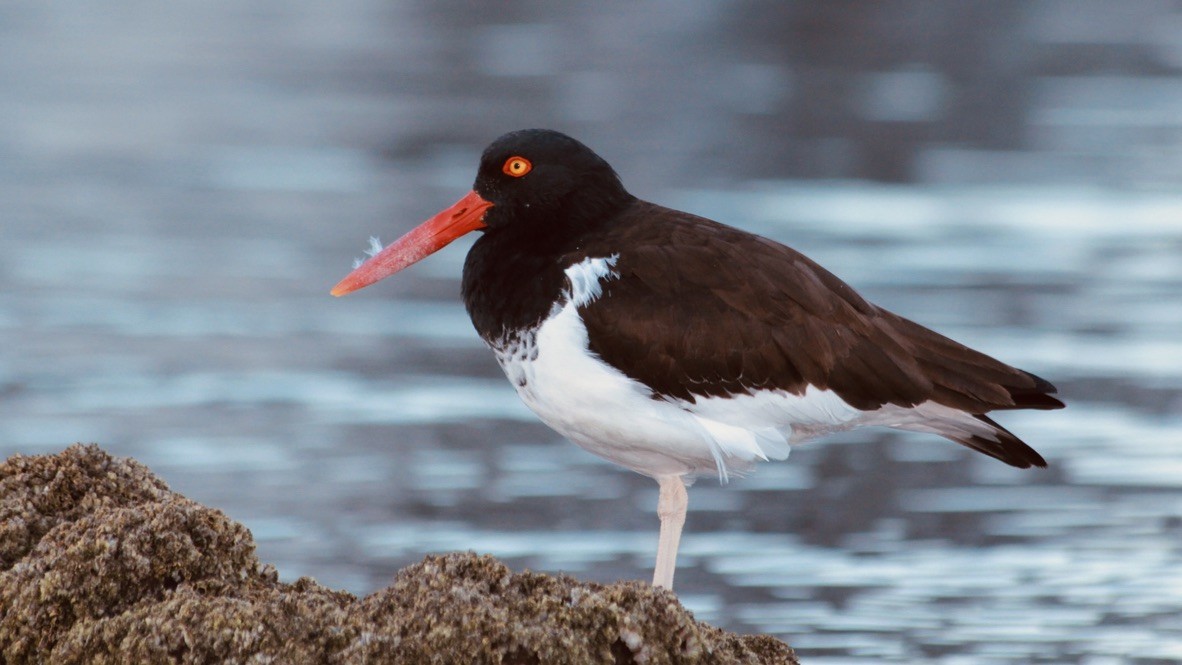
[3, 2, 1182, 663]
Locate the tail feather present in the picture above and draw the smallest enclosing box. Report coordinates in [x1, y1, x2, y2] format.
[864, 311, 1061, 468]
[893, 405, 1048, 469]
[1000, 370, 1066, 411]
[883, 313, 1066, 414]
[956, 414, 1048, 468]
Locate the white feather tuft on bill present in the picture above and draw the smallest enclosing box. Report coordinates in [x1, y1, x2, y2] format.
[351, 236, 384, 269]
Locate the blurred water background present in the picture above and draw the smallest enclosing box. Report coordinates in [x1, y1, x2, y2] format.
[3, 2, 1182, 662]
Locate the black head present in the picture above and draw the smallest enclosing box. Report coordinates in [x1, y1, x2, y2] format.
[473, 129, 634, 236]
[330, 129, 632, 298]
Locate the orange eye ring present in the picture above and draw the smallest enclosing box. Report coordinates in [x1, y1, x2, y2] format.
[502, 156, 532, 177]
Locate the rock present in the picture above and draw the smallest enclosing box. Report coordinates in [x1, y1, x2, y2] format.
[0, 444, 797, 664]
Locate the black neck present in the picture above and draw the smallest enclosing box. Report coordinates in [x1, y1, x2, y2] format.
[461, 193, 636, 345]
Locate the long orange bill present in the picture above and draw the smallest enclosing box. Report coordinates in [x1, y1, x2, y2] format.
[331, 190, 493, 296]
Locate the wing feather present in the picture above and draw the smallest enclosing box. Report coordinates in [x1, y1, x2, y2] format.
[575, 202, 1064, 418]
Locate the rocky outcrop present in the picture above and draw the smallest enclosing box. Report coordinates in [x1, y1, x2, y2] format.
[0, 444, 797, 664]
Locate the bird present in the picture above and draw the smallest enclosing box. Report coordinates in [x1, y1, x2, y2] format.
[331, 129, 1065, 591]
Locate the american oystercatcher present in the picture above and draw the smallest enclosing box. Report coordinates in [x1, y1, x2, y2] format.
[331, 129, 1065, 590]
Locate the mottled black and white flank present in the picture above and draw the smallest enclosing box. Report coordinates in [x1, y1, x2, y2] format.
[460, 129, 1064, 482]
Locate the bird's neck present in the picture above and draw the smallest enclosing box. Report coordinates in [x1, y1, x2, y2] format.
[461, 196, 636, 345]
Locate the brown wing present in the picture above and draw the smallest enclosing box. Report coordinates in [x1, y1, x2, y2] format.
[576, 202, 1064, 417]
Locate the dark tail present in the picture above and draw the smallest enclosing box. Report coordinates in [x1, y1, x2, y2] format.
[1000, 370, 1066, 411]
[961, 414, 1047, 468]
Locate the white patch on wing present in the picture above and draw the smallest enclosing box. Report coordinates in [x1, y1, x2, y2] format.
[677, 386, 869, 481]
[562, 253, 619, 308]
[884, 401, 1002, 441]
[679, 386, 864, 446]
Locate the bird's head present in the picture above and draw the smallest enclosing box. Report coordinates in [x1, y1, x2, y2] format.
[331, 128, 630, 297]
[473, 129, 630, 232]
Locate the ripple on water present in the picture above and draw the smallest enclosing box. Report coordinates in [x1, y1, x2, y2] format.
[407, 447, 486, 492]
[143, 436, 297, 472]
[361, 524, 652, 570]
[19, 295, 480, 342]
[713, 535, 1182, 660]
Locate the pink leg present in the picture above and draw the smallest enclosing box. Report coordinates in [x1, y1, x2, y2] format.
[652, 475, 688, 590]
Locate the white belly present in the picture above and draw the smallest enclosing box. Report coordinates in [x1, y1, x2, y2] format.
[489, 256, 878, 481]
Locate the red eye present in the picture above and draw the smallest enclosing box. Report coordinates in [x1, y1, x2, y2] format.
[502, 156, 532, 177]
